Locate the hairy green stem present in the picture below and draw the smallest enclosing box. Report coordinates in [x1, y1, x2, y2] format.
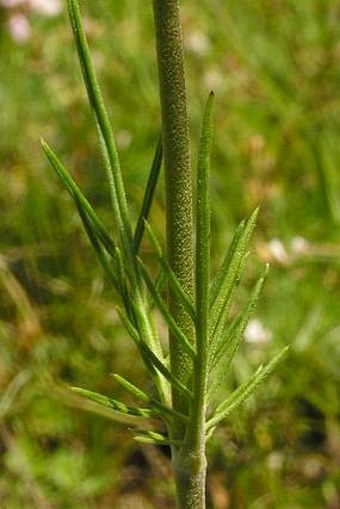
[152, 1, 206, 508]
[152, 0, 195, 424]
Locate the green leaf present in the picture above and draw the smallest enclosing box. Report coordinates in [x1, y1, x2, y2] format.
[206, 346, 289, 430]
[133, 429, 182, 446]
[112, 373, 189, 423]
[133, 135, 163, 254]
[116, 306, 166, 390]
[115, 305, 186, 402]
[41, 139, 115, 257]
[111, 373, 150, 402]
[144, 221, 195, 321]
[209, 209, 259, 347]
[137, 257, 196, 359]
[138, 340, 193, 400]
[67, 0, 132, 251]
[75, 201, 120, 292]
[210, 264, 269, 374]
[195, 91, 214, 362]
[70, 387, 157, 418]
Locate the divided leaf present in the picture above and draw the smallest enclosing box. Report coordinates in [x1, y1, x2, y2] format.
[133, 429, 182, 446]
[209, 264, 269, 374]
[206, 346, 289, 431]
[115, 305, 191, 400]
[41, 140, 115, 257]
[144, 222, 195, 321]
[67, 0, 132, 252]
[209, 209, 259, 347]
[138, 257, 196, 359]
[112, 373, 188, 423]
[138, 340, 193, 400]
[71, 387, 157, 420]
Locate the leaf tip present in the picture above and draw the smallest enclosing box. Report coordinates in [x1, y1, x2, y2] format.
[69, 386, 81, 394]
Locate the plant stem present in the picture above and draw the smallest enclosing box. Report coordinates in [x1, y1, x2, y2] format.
[152, 1, 207, 508]
[152, 0, 195, 423]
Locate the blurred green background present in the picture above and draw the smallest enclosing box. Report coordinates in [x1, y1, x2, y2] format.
[1, 0, 339, 507]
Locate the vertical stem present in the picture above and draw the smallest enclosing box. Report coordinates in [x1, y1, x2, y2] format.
[152, 2, 206, 508]
[152, 0, 195, 426]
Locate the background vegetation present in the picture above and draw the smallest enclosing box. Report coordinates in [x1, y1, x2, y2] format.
[1, 0, 339, 507]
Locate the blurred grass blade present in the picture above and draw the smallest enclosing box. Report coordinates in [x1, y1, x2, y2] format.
[196, 91, 214, 358]
[133, 429, 182, 446]
[0, 370, 31, 419]
[41, 139, 115, 256]
[71, 387, 157, 418]
[133, 135, 163, 254]
[210, 265, 269, 377]
[206, 346, 289, 430]
[210, 209, 258, 342]
[67, 0, 132, 247]
[137, 257, 196, 359]
[144, 221, 195, 321]
[111, 373, 188, 422]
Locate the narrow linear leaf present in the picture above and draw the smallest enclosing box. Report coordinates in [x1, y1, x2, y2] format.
[138, 340, 193, 400]
[133, 135, 163, 254]
[70, 387, 157, 418]
[138, 257, 196, 359]
[116, 305, 168, 399]
[145, 221, 195, 321]
[210, 264, 269, 373]
[112, 373, 189, 423]
[115, 306, 140, 344]
[67, 0, 132, 247]
[112, 245, 133, 311]
[111, 373, 150, 402]
[147, 267, 167, 313]
[210, 209, 259, 341]
[132, 429, 182, 446]
[116, 301, 170, 404]
[209, 218, 246, 305]
[41, 139, 115, 256]
[206, 346, 289, 430]
[196, 91, 214, 360]
[75, 201, 119, 292]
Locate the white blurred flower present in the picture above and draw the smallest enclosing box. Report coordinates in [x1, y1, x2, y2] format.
[1, 0, 25, 8]
[291, 236, 310, 255]
[267, 238, 289, 264]
[9, 13, 31, 43]
[186, 30, 210, 56]
[29, 0, 62, 17]
[245, 318, 272, 344]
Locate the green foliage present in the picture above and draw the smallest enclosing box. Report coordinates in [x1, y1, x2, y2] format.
[1, 0, 339, 507]
[41, 4, 288, 469]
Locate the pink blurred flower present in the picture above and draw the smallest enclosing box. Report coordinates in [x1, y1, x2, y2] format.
[1, 0, 25, 8]
[8, 13, 31, 43]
